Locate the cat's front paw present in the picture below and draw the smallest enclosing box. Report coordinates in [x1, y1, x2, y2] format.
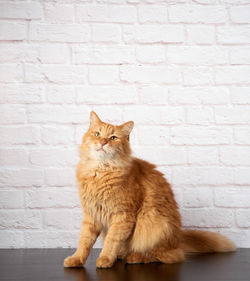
[96, 256, 114, 268]
[64, 256, 84, 267]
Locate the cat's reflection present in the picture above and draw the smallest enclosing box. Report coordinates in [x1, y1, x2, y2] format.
[64, 260, 181, 281]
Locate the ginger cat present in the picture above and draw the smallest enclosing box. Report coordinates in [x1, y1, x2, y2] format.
[64, 111, 235, 268]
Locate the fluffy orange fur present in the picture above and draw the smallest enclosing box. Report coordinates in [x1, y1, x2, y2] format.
[64, 111, 236, 268]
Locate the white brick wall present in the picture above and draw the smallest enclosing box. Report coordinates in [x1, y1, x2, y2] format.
[0, 0, 250, 249]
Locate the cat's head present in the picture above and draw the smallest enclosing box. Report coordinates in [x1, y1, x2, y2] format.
[79, 111, 134, 165]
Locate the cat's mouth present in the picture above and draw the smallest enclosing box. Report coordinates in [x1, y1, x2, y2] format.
[96, 147, 106, 153]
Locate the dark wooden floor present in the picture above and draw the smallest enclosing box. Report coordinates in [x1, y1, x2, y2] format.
[0, 248, 250, 281]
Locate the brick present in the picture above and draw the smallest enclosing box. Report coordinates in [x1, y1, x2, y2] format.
[0, 210, 41, 230]
[72, 209, 83, 229]
[23, 231, 79, 248]
[0, 22, 27, 40]
[0, 231, 24, 248]
[47, 85, 75, 104]
[186, 0, 216, 4]
[187, 25, 215, 45]
[120, 66, 181, 84]
[29, 148, 78, 167]
[0, 84, 44, 104]
[235, 168, 250, 185]
[235, 127, 250, 144]
[76, 4, 136, 23]
[0, 189, 24, 209]
[215, 187, 250, 207]
[24, 64, 87, 84]
[127, 0, 140, 3]
[183, 67, 213, 86]
[169, 5, 227, 23]
[124, 106, 184, 124]
[217, 26, 250, 44]
[44, 3, 74, 23]
[123, 25, 136, 44]
[96, 0, 127, 3]
[188, 147, 219, 165]
[231, 87, 250, 105]
[0, 169, 44, 187]
[137, 126, 169, 145]
[41, 126, 74, 145]
[25, 188, 80, 209]
[0, 43, 38, 63]
[0, 105, 26, 124]
[133, 25, 184, 43]
[138, 5, 167, 23]
[45, 168, 75, 186]
[230, 6, 250, 23]
[187, 106, 214, 125]
[72, 45, 134, 64]
[30, 23, 90, 42]
[0, 126, 39, 145]
[214, 106, 250, 124]
[181, 208, 233, 228]
[42, 210, 74, 229]
[89, 66, 119, 85]
[168, 87, 230, 105]
[230, 47, 250, 65]
[134, 146, 187, 165]
[236, 210, 250, 227]
[0, 2, 42, 19]
[0, 149, 28, 166]
[0, 64, 23, 82]
[220, 146, 250, 166]
[171, 126, 233, 145]
[167, 46, 228, 65]
[183, 187, 213, 208]
[223, 0, 250, 3]
[27, 105, 90, 124]
[91, 106, 123, 124]
[172, 167, 235, 185]
[24, 64, 42, 83]
[143, 0, 186, 2]
[136, 45, 166, 63]
[233, 85, 250, 105]
[215, 66, 250, 85]
[76, 86, 137, 104]
[39, 43, 70, 64]
[92, 24, 121, 43]
[139, 86, 168, 104]
[51, 64, 86, 84]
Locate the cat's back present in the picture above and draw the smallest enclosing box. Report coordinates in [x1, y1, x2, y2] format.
[131, 157, 168, 187]
[131, 157, 177, 207]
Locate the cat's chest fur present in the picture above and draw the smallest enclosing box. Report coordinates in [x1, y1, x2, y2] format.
[78, 168, 126, 225]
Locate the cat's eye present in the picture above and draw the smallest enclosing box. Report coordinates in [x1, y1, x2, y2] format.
[95, 132, 100, 137]
[110, 136, 117, 140]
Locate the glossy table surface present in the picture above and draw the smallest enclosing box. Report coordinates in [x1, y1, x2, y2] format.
[0, 248, 250, 281]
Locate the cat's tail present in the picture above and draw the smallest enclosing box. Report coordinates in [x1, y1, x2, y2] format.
[181, 230, 236, 253]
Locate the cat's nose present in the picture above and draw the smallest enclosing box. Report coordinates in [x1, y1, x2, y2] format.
[100, 139, 108, 147]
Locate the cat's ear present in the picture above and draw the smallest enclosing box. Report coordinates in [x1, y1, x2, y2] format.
[90, 111, 102, 127]
[120, 121, 134, 137]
